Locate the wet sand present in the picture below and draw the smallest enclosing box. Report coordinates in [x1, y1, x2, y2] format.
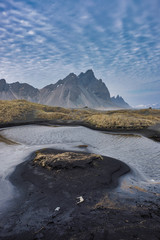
[0, 149, 160, 240]
[0, 120, 160, 142]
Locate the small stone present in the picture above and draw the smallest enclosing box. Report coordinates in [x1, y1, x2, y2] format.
[76, 196, 84, 204]
[55, 207, 60, 211]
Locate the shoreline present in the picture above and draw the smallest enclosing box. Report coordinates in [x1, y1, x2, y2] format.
[0, 119, 160, 142]
[0, 148, 131, 239]
[0, 150, 160, 238]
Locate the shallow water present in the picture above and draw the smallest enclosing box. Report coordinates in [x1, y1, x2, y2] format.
[0, 125, 160, 213]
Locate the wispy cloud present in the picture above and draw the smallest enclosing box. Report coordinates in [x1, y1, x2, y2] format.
[0, 0, 159, 105]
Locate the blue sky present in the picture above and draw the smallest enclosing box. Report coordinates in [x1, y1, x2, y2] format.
[0, 0, 160, 107]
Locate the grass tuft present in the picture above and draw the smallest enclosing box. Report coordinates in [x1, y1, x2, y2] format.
[0, 99, 160, 130]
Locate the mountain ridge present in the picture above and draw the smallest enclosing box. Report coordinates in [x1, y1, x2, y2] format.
[0, 70, 130, 109]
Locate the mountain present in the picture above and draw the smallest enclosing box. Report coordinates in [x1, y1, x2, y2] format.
[0, 79, 39, 102]
[111, 95, 130, 109]
[0, 70, 130, 109]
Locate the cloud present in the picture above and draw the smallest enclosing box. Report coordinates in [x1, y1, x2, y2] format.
[80, 14, 89, 20]
[134, 103, 160, 109]
[95, 25, 105, 33]
[0, 2, 5, 7]
[20, 20, 31, 27]
[27, 30, 35, 35]
[0, 0, 159, 106]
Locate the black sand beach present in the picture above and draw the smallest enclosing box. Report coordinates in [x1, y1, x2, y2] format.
[0, 148, 160, 240]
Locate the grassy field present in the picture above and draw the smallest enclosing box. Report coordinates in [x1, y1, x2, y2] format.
[0, 99, 160, 130]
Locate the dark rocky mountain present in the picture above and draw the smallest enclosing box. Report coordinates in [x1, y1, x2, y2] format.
[0, 79, 39, 102]
[0, 70, 130, 109]
[9, 82, 39, 102]
[111, 95, 130, 109]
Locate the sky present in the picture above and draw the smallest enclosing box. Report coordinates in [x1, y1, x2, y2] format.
[0, 0, 160, 107]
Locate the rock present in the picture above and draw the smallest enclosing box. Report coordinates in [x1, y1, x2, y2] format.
[76, 196, 84, 204]
[55, 207, 60, 211]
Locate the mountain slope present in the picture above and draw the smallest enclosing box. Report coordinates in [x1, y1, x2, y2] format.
[0, 70, 130, 109]
[0, 79, 39, 102]
[111, 95, 129, 109]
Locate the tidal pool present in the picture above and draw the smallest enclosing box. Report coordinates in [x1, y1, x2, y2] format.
[0, 125, 160, 213]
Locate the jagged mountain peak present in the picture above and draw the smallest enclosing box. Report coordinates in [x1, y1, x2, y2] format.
[0, 79, 7, 87]
[0, 78, 6, 83]
[0, 79, 9, 91]
[85, 69, 95, 77]
[78, 69, 95, 80]
[0, 70, 130, 109]
[64, 72, 77, 80]
[63, 73, 78, 85]
[111, 95, 129, 108]
[67, 72, 77, 78]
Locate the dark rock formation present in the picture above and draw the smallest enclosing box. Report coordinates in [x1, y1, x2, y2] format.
[111, 95, 129, 108]
[9, 82, 39, 102]
[0, 79, 9, 91]
[0, 70, 130, 109]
